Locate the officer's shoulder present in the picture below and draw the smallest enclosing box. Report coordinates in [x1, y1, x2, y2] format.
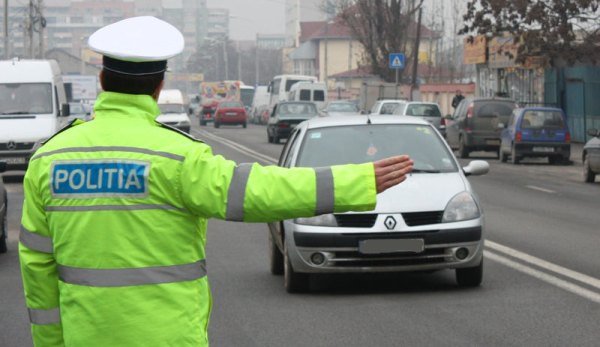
[42, 119, 85, 146]
[155, 121, 204, 143]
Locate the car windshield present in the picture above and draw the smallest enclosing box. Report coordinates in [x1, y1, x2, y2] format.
[296, 124, 458, 173]
[521, 110, 565, 128]
[159, 104, 185, 113]
[220, 101, 243, 108]
[278, 103, 317, 117]
[0, 83, 53, 115]
[327, 102, 358, 112]
[405, 104, 441, 117]
[380, 103, 400, 114]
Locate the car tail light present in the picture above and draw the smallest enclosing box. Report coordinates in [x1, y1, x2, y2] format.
[466, 104, 474, 118]
[565, 131, 571, 143]
[440, 118, 446, 126]
[516, 131, 522, 143]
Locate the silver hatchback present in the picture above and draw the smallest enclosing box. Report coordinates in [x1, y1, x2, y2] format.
[393, 102, 445, 137]
[268, 116, 489, 292]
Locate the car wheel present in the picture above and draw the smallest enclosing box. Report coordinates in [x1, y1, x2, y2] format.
[583, 153, 596, 183]
[284, 243, 309, 293]
[200, 120, 206, 126]
[499, 149, 507, 163]
[456, 259, 483, 287]
[273, 131, 280, 144]
[510, 145, 520, 164]
[267, 129, 273, 143]
[269, 229, 284, 275]
[0, 194, 7, 254]
[458, 137, 469, 158]
[548, 156, 563, 165]
[243, 122, 247, 129]
[214, 121, 220, 128]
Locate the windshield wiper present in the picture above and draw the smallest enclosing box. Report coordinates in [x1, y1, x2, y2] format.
[411, 168, 441, 173]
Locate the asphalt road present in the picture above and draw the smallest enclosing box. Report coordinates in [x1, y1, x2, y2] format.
[1, 120, 598, 346]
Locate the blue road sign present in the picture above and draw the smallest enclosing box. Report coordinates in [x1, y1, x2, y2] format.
[389, 53, 405, 69]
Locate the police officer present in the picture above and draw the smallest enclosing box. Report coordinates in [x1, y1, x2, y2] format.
[19, 17, 413, 346]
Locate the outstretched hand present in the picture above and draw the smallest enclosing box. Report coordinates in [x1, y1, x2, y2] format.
[373, 155, 413, 193]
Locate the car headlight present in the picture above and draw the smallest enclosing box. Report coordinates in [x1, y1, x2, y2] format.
[295, 214, 338, 227]
[442, 192, 480, 222]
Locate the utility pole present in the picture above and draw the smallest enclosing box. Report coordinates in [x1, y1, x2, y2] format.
[411, 6, 422, 100]
[28, 0, 34, 58]
[37, 0, 43, 58]
[254, 34, 259, 86]
[236, 40, 241, 81]
[4, 0, 8, 59]
[222, 37, 228, 80]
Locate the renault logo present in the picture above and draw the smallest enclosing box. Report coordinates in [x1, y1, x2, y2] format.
[7, 141, 17, 150]
[384, 216, 397, 230]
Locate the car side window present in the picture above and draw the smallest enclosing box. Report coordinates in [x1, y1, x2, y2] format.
[280, 128, 302, 167]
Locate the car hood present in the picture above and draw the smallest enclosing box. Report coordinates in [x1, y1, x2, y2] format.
[0, 115, 60, 142]
[373, 173, 467, 213]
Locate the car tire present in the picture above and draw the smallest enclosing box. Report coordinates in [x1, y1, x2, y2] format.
[243, 122, 247, 129]
[273, 131, 280, 144]
[200, 120, 206, 126]
[267, 129, 273, 143]
[0, 194, 7, 254]
[583, 153, 596, 183]
[499, 149, 507, 163]
[269, 229, 284, 276]
[458, 137, 469, 158]
[214, 121, 220, 128]
[456, 259, 483, 287]
[284, 243, 309, 293]
[510, 146, 520, 164]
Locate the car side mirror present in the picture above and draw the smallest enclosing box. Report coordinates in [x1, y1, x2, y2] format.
[463, 160, 490, 176]
[587, 128, 599, 137]
[61, 103, 70, 117]
[0, 160, 6, 173]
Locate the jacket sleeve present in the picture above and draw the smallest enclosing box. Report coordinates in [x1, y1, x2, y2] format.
[179, 144, 377, 222]
[19, 166, 65, 347]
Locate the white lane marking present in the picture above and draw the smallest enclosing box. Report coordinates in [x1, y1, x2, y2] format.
[485, 250, 600, 304]
[486, 240, 600, 290]
[195, 126, 600, 300]
[525, 185, 556, 194]
[192, 129, 277, 164]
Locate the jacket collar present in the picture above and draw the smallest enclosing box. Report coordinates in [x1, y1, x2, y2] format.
[93, 92, 161, 123]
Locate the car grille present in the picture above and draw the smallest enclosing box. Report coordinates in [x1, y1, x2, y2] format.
[401, 211, 444, 226]
[0, 142, 35, 151]
[332, 248, 448, 267]
[334, 214, 378, 228]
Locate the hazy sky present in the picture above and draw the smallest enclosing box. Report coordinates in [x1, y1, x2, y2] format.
[207, 0, 287, 40]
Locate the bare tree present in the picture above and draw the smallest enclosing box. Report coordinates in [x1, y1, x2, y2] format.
[333, 0, 424, 82]
[461, 0, 600, 66]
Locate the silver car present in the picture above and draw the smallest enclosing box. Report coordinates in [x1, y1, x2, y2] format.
[268, 116, 489, 292]
[393, 101, 445, 137]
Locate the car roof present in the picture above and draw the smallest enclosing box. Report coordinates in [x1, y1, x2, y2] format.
[401, 101, 439, 106]
[279, 101, 315, 105]
[304, 115, 430, 129]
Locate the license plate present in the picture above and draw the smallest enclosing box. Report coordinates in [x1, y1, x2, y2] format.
[359, 239, 424, 254]
[0, 157, 27, 164]
[533, 147, 554, 153]
[226, 112, 237, 116]
[486, 139, 500, 145]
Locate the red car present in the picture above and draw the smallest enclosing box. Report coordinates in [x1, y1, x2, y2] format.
[214, 101, 247, 128]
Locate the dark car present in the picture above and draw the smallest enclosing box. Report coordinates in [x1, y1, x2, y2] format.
[583, 128, 600, 183]
[199, 101, 218, 126]
[499, 107, 571, 164]
[0, 160, 7, 253]
[214, 101, 247, 128]
[445, 97, 518, 158]
[267, 101, 318, 143]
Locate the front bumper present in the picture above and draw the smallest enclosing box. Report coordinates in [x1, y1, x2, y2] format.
[285, 225, 484, 273]
[0, 150, 34, 170]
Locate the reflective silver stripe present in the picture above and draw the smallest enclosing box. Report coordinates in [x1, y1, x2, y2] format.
[58, 259, 207, 287]
[314, 167, 335, 215]
[31, 146, 184, 162]
[28, 308, 61, 325]
[226, 163, 253, 221]
[45, 204, 183, 212]
[19, 225, 54, 253]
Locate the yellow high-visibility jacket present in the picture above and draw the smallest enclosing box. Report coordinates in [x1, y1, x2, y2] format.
[19, 91, 377, 346]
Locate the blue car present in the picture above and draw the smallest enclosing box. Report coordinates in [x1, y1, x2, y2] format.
[499, 107, 571, 164]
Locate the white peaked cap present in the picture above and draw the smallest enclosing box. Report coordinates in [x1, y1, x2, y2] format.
[88, 16, 184, 75]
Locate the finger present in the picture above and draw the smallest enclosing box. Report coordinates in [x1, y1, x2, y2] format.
[376, 163, 413, 191]
[377, 175, 407, 193]
[373, 155, 411, 169]
[375, 160, 414, 177]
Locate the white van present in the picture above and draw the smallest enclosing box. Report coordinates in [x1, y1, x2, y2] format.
[250, 86, 269, 123]
[267, 74, 317, 109]
[156, 89, 191, 133]
[288, 81, 327, 110]
[0, 59, 70, 170]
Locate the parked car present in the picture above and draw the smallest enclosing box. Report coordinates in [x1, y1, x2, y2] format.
[393, 101, 445, 137]
[156, 89, 191, 133]
[267, 101, 318, 143]
[445, 97, 518, 158]
[499, 107, 571, 164]
[583, 128, 600, 183]
[321, 100, 360, 116]
[370, 99, 406, 115]
[268, 115, 489, 292]
[1, 160, 7, 253]
[214, 101, 247, 128]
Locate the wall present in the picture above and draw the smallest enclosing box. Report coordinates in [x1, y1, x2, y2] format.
[319, 39, 364, 86]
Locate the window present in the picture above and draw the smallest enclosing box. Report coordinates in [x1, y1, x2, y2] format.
[272, 79, 281, 95]
[299, 90, 311, 101]
[313, 90, 325, 102]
